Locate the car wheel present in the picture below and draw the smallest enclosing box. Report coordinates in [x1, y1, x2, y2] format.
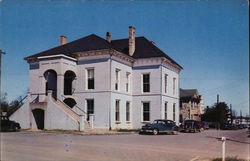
[172, 131, 179, 135]
[152, 129, 159, 135]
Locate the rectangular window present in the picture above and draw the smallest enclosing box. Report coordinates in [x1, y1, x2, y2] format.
[86, 99, 94, 121]
[115, 100, 120, 122]
[164, 102, 168, 119]
[143, 74, 150, 93]
[164, 74, 168, 93]
[173, 78, 176, 95]
[126, 101, 130, 122]
[142, 102, 150, 121]
[126, 72, 130, 92]
[173, 103, 176, 121]
[115, 69, 120, 90]
[87, 69, 94, 89]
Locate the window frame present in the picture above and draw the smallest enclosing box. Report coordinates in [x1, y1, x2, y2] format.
[142, 102, 150, 122]
[142, 73, 150, 93]
[86, 68, 95, 90]
[126, 101, 131, 123]
[173, 103, 176, 121]
[86, 99, 94, 121]
[115, 100, 120, 123]
[164, 74, 168, 94]
[126, 72, 131, 93]
[164, 102, 168, 119]
[173, 77, 176, 95]
[115, 69, 120, 91]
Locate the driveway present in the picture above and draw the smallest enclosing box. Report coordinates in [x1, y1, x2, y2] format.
[1, 129, 249, 161]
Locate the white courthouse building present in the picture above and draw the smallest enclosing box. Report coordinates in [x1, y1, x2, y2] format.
[10, 26, 183, 131]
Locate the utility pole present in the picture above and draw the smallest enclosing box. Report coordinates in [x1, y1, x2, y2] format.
[240, 110, 242, 125]
[230, 104, 233, 124]
[0, 50, 6, 101]
[216, 94, 220, 129]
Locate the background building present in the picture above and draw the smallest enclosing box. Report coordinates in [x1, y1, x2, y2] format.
[179, 89, 204, 122]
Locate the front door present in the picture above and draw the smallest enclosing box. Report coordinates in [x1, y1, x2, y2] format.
[32, 109, 44, 130]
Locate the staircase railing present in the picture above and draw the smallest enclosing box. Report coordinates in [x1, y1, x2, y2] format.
[8, 94, 28, 116]
[30, 93, 46, 102]
[53, 97, 80, 117]
[61, 95, 87, 115]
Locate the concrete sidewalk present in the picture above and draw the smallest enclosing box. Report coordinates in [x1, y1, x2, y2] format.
[22, 128, 139, 135]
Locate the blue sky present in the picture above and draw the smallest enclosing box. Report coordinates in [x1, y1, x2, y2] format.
[0, 0, 249, 115]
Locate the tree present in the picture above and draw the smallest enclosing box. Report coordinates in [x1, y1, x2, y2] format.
[201, 102, 230, 126]
[0, 93, 25, 116]
[0, 92, 9, 114]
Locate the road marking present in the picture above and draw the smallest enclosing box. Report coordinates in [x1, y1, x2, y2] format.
[190, 156, 200, 161]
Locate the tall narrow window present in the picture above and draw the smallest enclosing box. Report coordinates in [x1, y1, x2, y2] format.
[87, 69, 94, 89]
[126, 72, 130, 92]
[86, 99, 94, 121]
[173, 103, 176, 121]
[126, 101, 130, 122]
[115, 100, 120, 122]
[173, 78, 176, 95]
[164, 74, 168, 93]
[142, 102, 150, 121]
[115, 69, 120, 90]
[143, 74, 150, 92]
[164, 102, 168, 119]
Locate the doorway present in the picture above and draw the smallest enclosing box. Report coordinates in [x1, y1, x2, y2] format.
[32, 109, 45, 130]
[44, 70, 57, 99]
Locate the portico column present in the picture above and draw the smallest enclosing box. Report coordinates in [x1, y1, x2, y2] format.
[89, 114, 94, 129]
[57, 74, 64, 101]
[39, 75, 46, 102]
[79, 115, 85, 131]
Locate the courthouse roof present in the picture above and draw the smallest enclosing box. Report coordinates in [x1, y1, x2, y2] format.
[25, 34, 182, 69]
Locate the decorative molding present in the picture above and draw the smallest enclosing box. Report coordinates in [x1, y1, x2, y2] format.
[38, 54, 77, 61]
[133, 65, 160, 70]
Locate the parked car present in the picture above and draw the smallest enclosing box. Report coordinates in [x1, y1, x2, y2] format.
[220, 123, 238, 130]
[139, 119, 180, 135]
[181, 120, 202, 133]
[201, 121, 209, 130]
[0, 116, 21, 132]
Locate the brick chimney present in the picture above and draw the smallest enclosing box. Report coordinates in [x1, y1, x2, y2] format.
[129, 26, 135, 56]
[60, 35, 67, 45]
[106, 32, 111, 43]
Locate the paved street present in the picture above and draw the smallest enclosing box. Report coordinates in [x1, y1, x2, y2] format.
[1, 129, 249, 161]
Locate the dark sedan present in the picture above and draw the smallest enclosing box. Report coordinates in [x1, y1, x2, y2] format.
[0, 116, 21, 132]
[140, 119, 180, 135]
[181, 120, 202, 133]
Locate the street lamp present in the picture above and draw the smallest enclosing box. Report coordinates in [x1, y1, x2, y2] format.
[0, 49, 6, 101]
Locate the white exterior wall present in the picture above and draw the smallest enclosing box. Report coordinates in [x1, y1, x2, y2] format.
[9, 101, 32, 129]
[161, 63, 180, 125]
[15, 53, 181, 130]
[110, 58, 133, 129]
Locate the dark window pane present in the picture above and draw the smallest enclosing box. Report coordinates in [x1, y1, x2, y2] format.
[87, 99, 94, 121]
[88, 79, 94, 89]
[115, 100, 120, 121]
[143, 103, 150, 121]
[126, 102, 130, 121]
[143, 74, 150, 92]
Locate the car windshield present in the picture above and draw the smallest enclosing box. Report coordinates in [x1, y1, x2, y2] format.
[153, 120, 165, 124]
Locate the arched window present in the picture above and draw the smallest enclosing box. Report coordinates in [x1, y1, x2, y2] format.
[44, 70, 57, 99]
[64, 70, 76, 95]
[63, 98, 77, 108]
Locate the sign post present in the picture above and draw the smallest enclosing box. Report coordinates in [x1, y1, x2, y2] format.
[221, 137, 226, 161]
